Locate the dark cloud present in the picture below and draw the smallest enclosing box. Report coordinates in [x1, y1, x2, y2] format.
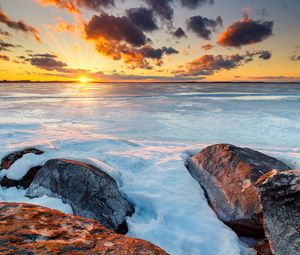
[173, 27, 187, 38]
[0, 41, 16, 51]
[187, 15, 223, 40]
[38, 0, 114, 13]
[29, 53, 58, 58]
[127, 7, 158, 32]
[257, 50, 272, 60]
[202, 43, 215, 50]
[218, 18, 273, 47]
[291, 55, 300, 61]
[0, 54, 10, 61]
[144, 0, 174, 21]
[25, 53, 92, 74]
[162, 46, 179, 55]
[143, 0, 214, 22]
[26, 54, 67, 71]
[0, 9, 41, 41]
[0, 28, 10, 37]
[85, 13, 148, 47]
[174, 51, 271, 77]
[179, 0, 214, 9]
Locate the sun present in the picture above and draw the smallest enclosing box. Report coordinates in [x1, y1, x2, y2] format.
[79, 77, 89, 84]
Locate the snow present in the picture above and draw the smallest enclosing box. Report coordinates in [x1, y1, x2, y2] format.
[0, 82, 300, 255]
[0, 186, 73, 214]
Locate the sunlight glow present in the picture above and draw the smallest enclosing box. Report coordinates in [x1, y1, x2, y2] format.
[79, 77, 88, 84]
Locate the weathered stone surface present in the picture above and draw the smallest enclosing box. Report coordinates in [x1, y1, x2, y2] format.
[26, 159, 134, 233]
[256, 169, 300, 255]
[0, 202, 168, 255]
[0, 166, 41, 189]
[186, 144, 291, 238]
[0, 148, 43, 170]
[255, 240, 272, 255]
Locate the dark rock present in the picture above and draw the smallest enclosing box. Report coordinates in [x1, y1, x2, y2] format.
[0, 166, 41, 189]
[256, 169, 300, 255]
[26, 159, 134, 233]
[186, 144, 291, 238]
[0, 202, 168, 255]
[0, 148, 43, 170]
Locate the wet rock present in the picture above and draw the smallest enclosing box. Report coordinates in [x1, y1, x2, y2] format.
[256, 169, 300, 255]
[0, 148, 43, 170]
[0, 202, 168, 255]
[186, 144, 291, 238]
[26, 159, 134, 233]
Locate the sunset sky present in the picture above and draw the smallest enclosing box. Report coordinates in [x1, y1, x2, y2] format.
[0, 0, 299, 82]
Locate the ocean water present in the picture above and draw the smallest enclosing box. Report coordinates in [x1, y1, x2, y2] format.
[0, 82, 300, 255]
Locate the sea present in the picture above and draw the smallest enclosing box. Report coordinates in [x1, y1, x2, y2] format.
[0, 82, 300, 255]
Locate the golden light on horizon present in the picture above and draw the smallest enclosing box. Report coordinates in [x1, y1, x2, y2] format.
[79, 77, 88, 84]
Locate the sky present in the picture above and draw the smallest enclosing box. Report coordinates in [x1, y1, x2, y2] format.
[0, 0, 299, 82]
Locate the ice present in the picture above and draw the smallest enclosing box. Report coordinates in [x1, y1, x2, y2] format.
[0, 186, 73, 214]
[0, 82, 300, 255]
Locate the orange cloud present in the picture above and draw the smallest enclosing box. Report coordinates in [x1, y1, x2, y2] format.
[218, 17, 273, 47]
[55, 19, 74, 32]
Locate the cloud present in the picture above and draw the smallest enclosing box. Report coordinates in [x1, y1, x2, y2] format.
[0, 28, 10, 37]
[85, 13, 148, 47]
[257, 50, 272, 60]
[187, 15, 223, 40]
[174, 51, 271, 77]
[54, 19, 75, 33]
[143, 0, 214, 22]
[179, 0, 214, 9]
[0, 54, 10, 61]
[0, 41, 17, 51]
[246, 76, 300, 82]
[37, 0, 114, 13]
[173, 27, 187, 38]
[0, 9, 41, 41]
[85, 12, 177, 69]
[126, 7, 158, 32]
[218, 17, 273, 47]
[290, 55, 300, 61]
[202, 43, 214, 50]
[143, 0, 174, 21]
[26, 54, 67, 71]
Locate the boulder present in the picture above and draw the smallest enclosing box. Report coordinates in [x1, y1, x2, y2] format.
[0, 202, 168, 255]
[256, 169, 300, 255]
[0, 147, 43, 169]
[186, 144, 291, 238]
[26, 159, 134, 233]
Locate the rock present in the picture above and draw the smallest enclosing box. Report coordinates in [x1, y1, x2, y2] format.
[0, 147, 43, 170]
[255, 240, 273, 255]
[26, 159, 134, 233]
[0, 202, 168, 255]
[186, 144, 291, 238]
[256, 169, 300, 255]
[0, 166, 41, 189]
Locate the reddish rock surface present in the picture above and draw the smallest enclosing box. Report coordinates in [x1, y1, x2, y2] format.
[0, 202, 168, 255]
[187, 144, 291, 238]
[255, 240, 273, 255]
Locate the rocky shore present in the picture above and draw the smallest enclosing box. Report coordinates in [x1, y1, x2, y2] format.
[0, 144, 299, 254]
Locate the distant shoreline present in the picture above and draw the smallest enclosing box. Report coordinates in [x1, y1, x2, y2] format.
[0, 80, 300, 84]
